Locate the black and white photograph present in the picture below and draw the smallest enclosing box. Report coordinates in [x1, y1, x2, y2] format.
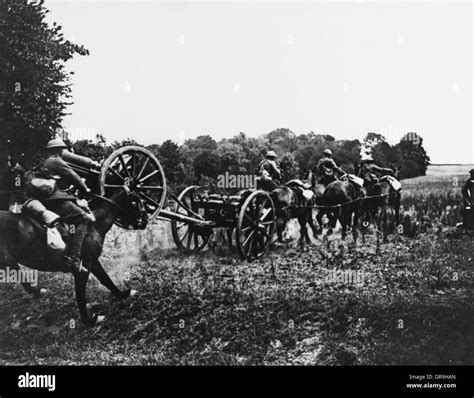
[0, 0, 473, 392]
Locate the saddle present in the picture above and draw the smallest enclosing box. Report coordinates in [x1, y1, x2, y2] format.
[286, 180, 314, 201]
[380, 175, 402, 191]
[22, 199, 66, 252]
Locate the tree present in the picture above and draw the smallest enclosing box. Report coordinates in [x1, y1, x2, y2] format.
[294, 145, 320, 172]
[71, 134, 112, 163]
[371, 141, 400, 167]
[362, 132, 386, 159]
[154, 140, 184, 186]
[0, 0, 89, 166]
[394, 138, 430, 179]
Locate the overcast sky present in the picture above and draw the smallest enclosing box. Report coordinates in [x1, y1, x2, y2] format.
[46, 1, 473, 164]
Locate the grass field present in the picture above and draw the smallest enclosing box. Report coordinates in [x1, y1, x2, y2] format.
[0, 165, 473, 365]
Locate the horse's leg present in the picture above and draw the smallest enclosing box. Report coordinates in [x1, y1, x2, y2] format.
[275, 218, 285, 243]
[352, 207, 359, 243]
[307, 210, 319, 239]
[395, 198, 401, 225]
[90, 259, 131, 299]
[316, 210, 324, 234]
[382, 206, 389, 243]
[327, 210, 338, 235]
[298, 215, 310, 246]
[73, 269, 97, 326]
[340, 209, 347, 240]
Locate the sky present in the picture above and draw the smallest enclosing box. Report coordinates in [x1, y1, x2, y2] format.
[46, 1, 473, 164]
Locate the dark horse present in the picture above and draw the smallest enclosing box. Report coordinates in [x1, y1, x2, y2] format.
[0, 187, 147, 325]
[354, 163, 402, 242]
[268, 174, 319, 247]
[302, 169, 337, 235]
[319, 176, 361, 241]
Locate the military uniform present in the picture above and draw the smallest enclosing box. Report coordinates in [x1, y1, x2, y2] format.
[258, 159, 281, 181]
[28, 139, 91, 274]
[257, 151, 281, 192]
[360, 162, 393, 186]
[316, 157, 344, 186]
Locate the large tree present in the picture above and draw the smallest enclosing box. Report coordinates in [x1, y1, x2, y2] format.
[0, 0, 88, 166]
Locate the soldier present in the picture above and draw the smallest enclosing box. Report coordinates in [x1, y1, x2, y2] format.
[30, 139, 92, 274]
[315, 149, 346, 186]
[461, 169, 474, 229]
[257, 150, 281, 191]
[359, 155, 393, 187]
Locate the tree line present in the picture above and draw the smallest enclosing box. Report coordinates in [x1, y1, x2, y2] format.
[70, 129, 431, 194]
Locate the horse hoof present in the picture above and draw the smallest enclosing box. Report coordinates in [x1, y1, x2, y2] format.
[130, 289, 138, 297]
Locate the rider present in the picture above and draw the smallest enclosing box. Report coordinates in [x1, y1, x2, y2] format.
[359, 155, 394, 188]
[315, 149, 346, 186]
[31, 139, 92, 274]
[257, 150, 282, 191]
[461, 169, 474, 229]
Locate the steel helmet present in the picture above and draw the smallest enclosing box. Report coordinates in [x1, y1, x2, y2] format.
[323, 149, 332, 156]
[266, 150, 277, 158]
[469, 169, 474, 174]
[46, 138, 67, 149]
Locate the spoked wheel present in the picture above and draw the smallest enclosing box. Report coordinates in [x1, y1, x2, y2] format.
[236, 190, 275, 261]
[171, 186, 212, 253]
[100, 146, 167, 228]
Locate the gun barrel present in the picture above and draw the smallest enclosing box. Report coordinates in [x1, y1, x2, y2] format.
[62, 150, 98, 169]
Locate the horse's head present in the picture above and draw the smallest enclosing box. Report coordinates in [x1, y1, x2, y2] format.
[124, 186, 148, 229]
[302, 168, 317, 187]
[391, 165, 402, 179]
[110, 186, 148, 229]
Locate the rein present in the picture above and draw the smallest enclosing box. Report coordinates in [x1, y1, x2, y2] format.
[91, 193, 140, 227]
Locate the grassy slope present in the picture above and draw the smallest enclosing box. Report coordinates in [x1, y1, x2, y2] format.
[0, 168, 473, 365]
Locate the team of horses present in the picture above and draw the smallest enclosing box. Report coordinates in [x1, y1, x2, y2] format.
[267, 163, 402, 247]
[0, 158, 401, 326]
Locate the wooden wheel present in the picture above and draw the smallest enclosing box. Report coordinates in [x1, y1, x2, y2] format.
[236, 190, 275, 261]
[100, 146, 166, 228]
[171, 186, 212, 253]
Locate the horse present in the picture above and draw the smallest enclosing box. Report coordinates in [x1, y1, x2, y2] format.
[267, 174, 319, 248]
[320, 176, 361, 241]
[302, 168, 338, 235]
[354, 163, 402, 242]
[0, 187, 148, 325]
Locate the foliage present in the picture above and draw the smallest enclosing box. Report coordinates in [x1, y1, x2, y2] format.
[0, 0, 88, 167]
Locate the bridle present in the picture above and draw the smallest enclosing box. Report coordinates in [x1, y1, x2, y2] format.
[91, 189, 147, 229]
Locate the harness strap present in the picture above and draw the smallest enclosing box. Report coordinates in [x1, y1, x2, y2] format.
[91, 193, 138, 227]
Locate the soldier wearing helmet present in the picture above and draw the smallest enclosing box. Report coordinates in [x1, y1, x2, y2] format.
[315, 149, 345, 186]
[26, 138, 92, 274]
[257, 150, 282, 191]
[359, 155, 393, 187]
[461, 169, 474, 229]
